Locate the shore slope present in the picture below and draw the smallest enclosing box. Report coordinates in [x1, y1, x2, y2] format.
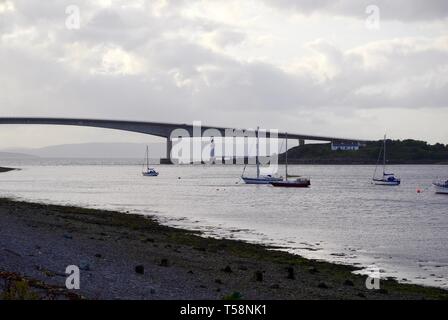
[0, 198, 447, 300]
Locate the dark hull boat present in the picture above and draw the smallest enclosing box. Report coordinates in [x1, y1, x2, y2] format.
[271, 178, 310, 188]
[242, 176, 283, 184]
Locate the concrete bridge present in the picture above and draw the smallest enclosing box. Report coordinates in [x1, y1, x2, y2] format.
[0, 117, 369, 161]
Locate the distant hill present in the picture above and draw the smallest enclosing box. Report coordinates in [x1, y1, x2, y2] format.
[3, 140, 447, 164]
[3, 143, 166, 159]
[0, 152, 38, 159]
[279, 140, 448, 164]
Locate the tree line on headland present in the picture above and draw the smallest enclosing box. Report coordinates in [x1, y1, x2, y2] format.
[279, 139, 448, 164]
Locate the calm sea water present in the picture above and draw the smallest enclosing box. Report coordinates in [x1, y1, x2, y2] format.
[1, 158, 448, 289]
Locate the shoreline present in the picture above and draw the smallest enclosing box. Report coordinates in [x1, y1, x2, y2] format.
[0, 198, 447, 300]
[1, 160, 447, 166]
[279, 160, 448, 165]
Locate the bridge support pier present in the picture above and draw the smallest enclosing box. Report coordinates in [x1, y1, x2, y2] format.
[166, 138, 172, 163]
[299, 139, 305, 146]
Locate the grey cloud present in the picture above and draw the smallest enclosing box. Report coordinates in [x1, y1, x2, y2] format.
[263, 0, 448, 21]
[1, 0, 447, 143]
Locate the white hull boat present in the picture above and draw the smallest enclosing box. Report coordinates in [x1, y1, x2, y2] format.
[269, 132, 311, 188]
[241, 127, 281, 184]
[142, 169, 159, 177]
[433, 181, 448, 194]
[372, 176, 401, 186]
[142, 146, 159, 177]
[372, 135, 400, 186]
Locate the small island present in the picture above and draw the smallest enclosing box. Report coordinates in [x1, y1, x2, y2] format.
[279, 139, 448, 164]
[0, 167, 16, 173]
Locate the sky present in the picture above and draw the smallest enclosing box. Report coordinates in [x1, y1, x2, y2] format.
[0, 0, 447, 148]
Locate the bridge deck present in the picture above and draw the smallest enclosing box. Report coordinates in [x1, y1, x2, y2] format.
[0, 117, 368, 143]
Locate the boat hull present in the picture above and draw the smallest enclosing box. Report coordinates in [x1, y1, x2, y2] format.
[372, 179, 400, 186]
[270, 180, 310, 188]
[242, 177, 282, 185]
[434, 184, 448, 194]
[142, 172, 159, 177]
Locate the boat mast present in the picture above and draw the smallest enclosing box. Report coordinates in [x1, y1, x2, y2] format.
[256, 126, 260, 179]
[383, 134, 386, 175]
[146, 145, 149, 169]
[285, 132, 288, 181]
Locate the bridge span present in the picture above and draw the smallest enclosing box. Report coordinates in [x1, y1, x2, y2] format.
[0, 117, 369, 161]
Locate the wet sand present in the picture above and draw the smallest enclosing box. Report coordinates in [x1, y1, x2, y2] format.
[0, 198, 447, 300]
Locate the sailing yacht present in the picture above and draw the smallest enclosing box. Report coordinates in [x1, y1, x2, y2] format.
[270, 133, 310, 188]
[372, 135, 400, 186]
[241, 127, 282, 184]
[142, 146, 159, 177]
[433, 179, 448, 194]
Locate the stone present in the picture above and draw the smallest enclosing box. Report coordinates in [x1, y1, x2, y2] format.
[308, 266, 318, 274]
[254, 271, 263, 282]
[287, 267, 295, 280]
[343, 279, 354, 286]
[135, 265, 145, 274]
[222, 266, 232, 273]
[79, 261, 90, 271]
[160, 259, 169, 267]
[318, 282, 328, 289]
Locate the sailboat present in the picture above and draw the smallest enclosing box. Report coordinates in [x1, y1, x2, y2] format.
[433, 179, 448, 194]
[241, 127, 282, 184]
[372, 135, 400, 186]
[270, 133, 311, 188]
[142, 146, 159, 177]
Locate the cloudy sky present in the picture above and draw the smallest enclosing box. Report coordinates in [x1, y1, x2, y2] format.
[0, 0, 447, 148]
